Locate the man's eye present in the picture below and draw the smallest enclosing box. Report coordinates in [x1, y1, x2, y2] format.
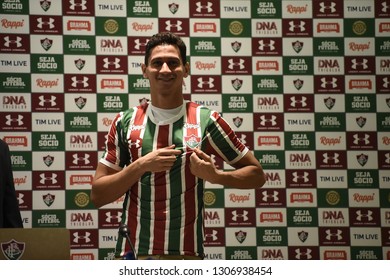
[168, 61, 180, 67]
[152, 61, 163, 67]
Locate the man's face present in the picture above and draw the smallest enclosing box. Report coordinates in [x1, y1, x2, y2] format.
[142, 44, 189, 95]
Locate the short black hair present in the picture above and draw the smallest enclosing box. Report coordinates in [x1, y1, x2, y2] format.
[144, 32, 187, 65]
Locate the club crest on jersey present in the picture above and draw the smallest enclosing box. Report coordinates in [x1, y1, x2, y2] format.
[1, 239, 25, 260]
[184, 134, 201, 149]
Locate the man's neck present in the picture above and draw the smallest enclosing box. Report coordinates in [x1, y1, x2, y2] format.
[151, 93, 184, 109]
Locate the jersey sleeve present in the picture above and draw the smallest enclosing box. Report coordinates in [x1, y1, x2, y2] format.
[205, 110, 249, 165]
[100, 111, 130, 171]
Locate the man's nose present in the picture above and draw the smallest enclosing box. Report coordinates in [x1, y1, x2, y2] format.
[160, 62, 171, 72]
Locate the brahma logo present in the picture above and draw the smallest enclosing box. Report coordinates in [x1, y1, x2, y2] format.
[3, 136, 27, 147]
[70, 174, 93, 186]
[258, 136, 281, 147]
[100, 78, 124, 89]
[259, 211, 283, 223]
[256, 60, 279, 71]
[290, 192, 313, 203]
[316, 21, 340, 34]
[324, 250, 347, 260]
[66, 20, 91, 31]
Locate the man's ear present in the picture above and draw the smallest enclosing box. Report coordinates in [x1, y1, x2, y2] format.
[141, 64, 147, 78]
[183, 62, 190, 78]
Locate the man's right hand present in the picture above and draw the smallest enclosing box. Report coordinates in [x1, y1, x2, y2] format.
[139, 144, 182, 173]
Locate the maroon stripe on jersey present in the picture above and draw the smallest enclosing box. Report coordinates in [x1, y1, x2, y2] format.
[128, 105, 148, 249]
[152, 124, 169, 254]
[212, 111, 246, 152]
[129, 105, 147, 161]
[105, 113, 121, 164]
[183, 154, 196, 253]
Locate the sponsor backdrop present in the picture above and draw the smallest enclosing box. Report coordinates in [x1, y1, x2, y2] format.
[0, 0, 389, 260]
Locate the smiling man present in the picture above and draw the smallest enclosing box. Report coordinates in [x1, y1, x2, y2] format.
[91, 32, 265, 260]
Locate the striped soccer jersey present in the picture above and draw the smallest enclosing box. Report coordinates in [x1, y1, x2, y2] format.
[100, 100, 248, 258]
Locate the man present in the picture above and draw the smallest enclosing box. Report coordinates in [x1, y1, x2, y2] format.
[91, 32, 265, 259]
[0, 139, 23, 228]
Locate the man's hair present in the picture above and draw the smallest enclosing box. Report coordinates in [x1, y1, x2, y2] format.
[144, 32, 187, 65]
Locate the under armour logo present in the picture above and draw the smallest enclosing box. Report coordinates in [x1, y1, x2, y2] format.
[73, 231, 91, 243]
[39, 172, 58, 184]
[319, 2, 337, 13]
[205, 230, 218, 241]
[4, 36, 22, 48]
[197, 77, 214, 88]
[353, 133, 370, 145]
[292, 171, 309, 183]
[231, 210, 249, 222]
[228, 58, 245, 70]
[351, 58, 368, 70]
[196, 1, 213, 13]
[325, 229, 343, 240]
[321, 77, 338, 88]
[385, 153, 390, 164]
[165, 20, 183, 31]
[129, 139, 141, 149]
[382, 1, 389, 13]
[72, 153, 90, 165]
[37, 17, 55, 29]
[71, 76, 89, 88]
[258, 39, 275, 51]
[69, 0, 87, 10]
[323, 152, 339, 164]
[262, 190, 279, 202]
[259, 115, 277, 126]
[290, 96, 307, 107]
[295, 248, 312, 260]
[382, 77, 389, 88]
[134, 38, 148, 50]
[39, 95, 57, 107]
[356, 210, 373, 221]
[105, 211, 121, 223]
[103, 57, 120, 69]
[5, 114, 23, 126]
[289, 20, 306, 32]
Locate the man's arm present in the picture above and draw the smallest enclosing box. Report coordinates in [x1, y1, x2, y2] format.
[91, 145, 182, 208]
[189, 148, 265, 189]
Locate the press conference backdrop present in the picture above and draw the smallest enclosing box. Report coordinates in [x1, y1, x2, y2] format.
[0, 0, 389, 260]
